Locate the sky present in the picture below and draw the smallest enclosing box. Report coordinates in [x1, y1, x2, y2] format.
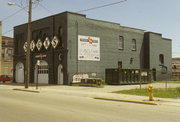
[0, 0, 180, 57]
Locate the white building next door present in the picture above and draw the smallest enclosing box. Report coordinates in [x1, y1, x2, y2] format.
[58, 64, 63, 85]
[34, 60, 49, 84]
[15, 62, 24, 83]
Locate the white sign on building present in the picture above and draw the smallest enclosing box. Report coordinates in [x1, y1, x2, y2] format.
[78, 35, 100, 61]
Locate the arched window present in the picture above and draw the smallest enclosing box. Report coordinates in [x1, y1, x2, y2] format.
[132, 39, 136, 51]
[58, 26, 63, 37]
[38, 31, 42, 38]
[118, 36, 124, 50]
[58, 26, 63, 47]
[43, 33, 47, 38]
[159, 54, 164, 64]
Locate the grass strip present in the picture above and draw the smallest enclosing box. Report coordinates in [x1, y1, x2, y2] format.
[152, 81, 180, 84]
[113, 87, 180, 98]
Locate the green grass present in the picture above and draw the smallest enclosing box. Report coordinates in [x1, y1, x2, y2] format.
[113, 87, 180, 98]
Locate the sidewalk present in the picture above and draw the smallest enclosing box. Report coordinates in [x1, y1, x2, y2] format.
[41, 85, 180, 106]
[1, 83, 180, 106]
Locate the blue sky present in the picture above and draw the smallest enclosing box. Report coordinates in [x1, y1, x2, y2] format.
[0, 0, 180, 57]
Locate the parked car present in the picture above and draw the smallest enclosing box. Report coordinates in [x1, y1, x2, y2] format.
[0, 75, 13, 83]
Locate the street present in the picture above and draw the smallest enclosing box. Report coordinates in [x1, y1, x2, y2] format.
[0, 85, 180, 122]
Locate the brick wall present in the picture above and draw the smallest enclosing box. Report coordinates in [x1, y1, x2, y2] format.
[67, 13, 147, 82]
[13, 12, 172, 84]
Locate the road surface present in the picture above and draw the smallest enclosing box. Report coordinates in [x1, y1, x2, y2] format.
[0, 85, 180, 122]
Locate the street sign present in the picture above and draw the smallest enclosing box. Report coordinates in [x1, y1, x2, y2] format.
[44, 37, 50, 50]
[36, 39, 43, 51]
[23, 42, 27, 52]
[51, 36, 59, 48]
[35, 54, 46, 59]
[30, 40, 35, 51]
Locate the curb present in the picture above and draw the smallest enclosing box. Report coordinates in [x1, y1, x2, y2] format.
[13, 88, 40, 93]
[94, 97, 158, 105]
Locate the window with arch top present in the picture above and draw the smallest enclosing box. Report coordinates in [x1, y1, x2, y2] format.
[132, 39, 136, 51]
[118, 36, 124, 50]
[159, 54, 164, 64]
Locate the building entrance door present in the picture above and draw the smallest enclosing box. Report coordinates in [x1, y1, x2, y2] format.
[58, 64, 63, 85]
[152, 68, 156, 81]
[15, 62, 24, 83]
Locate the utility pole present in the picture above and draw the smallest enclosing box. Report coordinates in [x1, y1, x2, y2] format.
[25, 0, 32, 88]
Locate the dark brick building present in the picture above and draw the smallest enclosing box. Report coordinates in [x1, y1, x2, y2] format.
[13, 11, 172, 85]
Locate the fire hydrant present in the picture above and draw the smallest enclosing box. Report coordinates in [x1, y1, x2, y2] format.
[147, 84, 154, 101]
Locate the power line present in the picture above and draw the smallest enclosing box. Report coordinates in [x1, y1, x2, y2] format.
[0, 0, 43, 36]
[1, 0, 127, 35]
[77, 0, 127, 13]
[0, 6, 28, 36]
[38, 2, 54, 14]
[1, 8, 26, 22]
[1, 0, 42, 22]
[2, 29, 13, 35]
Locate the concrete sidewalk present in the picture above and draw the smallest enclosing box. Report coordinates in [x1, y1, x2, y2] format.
[1, 83, 180, 106]
[41, 85, 180, 106]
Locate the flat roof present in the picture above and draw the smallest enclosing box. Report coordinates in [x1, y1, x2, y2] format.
[13, 11, 170, 40]
[2, 36, 13, 40]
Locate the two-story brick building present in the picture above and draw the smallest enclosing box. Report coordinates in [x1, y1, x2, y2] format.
[1, 36, 14, 76]
[13, 12, 172, 84]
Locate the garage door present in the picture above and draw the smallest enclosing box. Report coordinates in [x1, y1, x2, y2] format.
[34, 60, 49, 84]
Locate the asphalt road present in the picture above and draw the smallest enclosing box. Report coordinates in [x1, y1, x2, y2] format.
[1, 86, 180, 122]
